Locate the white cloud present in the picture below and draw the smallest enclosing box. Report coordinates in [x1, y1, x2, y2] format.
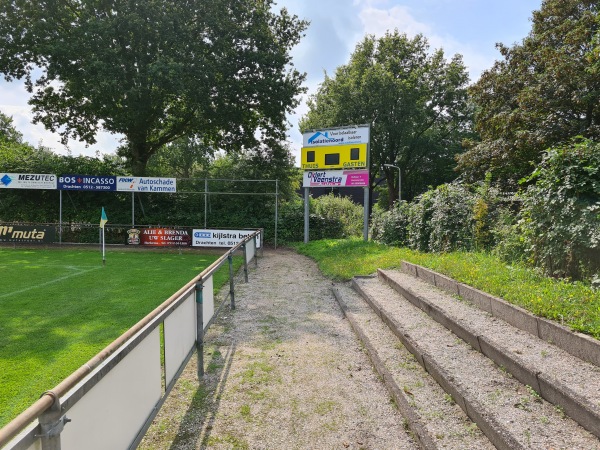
[359, 4, 431, 38]
[355, 1, 498, 82]
[0, 79, 124, 157]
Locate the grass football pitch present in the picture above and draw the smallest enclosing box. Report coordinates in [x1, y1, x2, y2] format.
[0, 246, 237, 428]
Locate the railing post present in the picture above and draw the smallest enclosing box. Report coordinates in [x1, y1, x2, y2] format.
[253, 235, 258, 267]
[195, 282, 204, 378]
[37, 392, 70, 450]
[228, 254, 236, 310]
[242, 243, 249, 283]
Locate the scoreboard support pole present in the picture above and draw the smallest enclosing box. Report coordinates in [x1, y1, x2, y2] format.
[363, 186, 369, 241]
[304, 187, 310, 244]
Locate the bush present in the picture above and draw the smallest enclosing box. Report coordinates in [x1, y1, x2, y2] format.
[277, 195, 356, 244]
[312, 193, 364, 238]
[371, 201, 411, 246]
[406, 189, 435, 251]
[517, 139, 600, 280]
[427, 183, 476, 252]
[491, 207, 528, 264]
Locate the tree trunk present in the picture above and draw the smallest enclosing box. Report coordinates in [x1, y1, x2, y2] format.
[129, 141, 152, 176]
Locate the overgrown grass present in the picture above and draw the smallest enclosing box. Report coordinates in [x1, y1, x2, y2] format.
[293, 239, 600, 339]
[0, 247, 241, 428]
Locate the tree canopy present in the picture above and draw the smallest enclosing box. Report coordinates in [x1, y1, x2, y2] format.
[0, 0, 307, 175]
[299, 31, 472, 204]
[458, 0, 600, 187]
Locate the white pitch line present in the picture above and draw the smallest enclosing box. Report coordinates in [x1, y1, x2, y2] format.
[0, 266, 102, 299]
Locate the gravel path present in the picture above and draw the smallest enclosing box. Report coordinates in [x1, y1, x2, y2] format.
[139, 248, 417, 449]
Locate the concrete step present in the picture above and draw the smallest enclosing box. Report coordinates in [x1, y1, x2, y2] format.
[333, 282, 495, 450]
[378, 267, 600, 440]
[343, 275, 600, 449]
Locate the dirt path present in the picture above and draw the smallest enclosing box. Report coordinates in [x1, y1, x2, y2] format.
[139, 248, 416, 450]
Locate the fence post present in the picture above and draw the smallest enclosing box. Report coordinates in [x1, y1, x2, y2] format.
[228, 254, 236, 310]
[195, 282, 204, 378]
[242, 243, 249, 283]
[37, 392, 70, 450]
[253, 235, 258, 267]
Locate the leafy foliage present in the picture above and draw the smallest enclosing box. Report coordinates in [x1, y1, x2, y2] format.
[427, 183, 475, 252]
[406, 189, 435, 252]
[299, 31, 472, 204]
[370, 201, 411, 247]
[277, 194, 364, 244]
[458, 0, 600, 187]
[0, 0, 307, 175]
[312, 193, 364, 238]
[517, 139, 600, 280]
[373, 138, 599, 282]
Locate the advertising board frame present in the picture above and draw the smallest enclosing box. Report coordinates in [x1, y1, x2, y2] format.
[300, 124, 371, 243]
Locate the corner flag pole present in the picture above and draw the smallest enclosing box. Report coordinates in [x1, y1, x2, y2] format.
[100, 207, 108, 266]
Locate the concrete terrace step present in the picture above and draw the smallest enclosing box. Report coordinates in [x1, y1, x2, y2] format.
[400, 262, 600, 368]
[332, 282, 495, 450]
[378, 267, 600, 440]
[342, 275, 600, 450]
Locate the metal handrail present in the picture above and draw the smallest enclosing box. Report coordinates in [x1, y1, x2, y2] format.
[0, 230, 260, 447]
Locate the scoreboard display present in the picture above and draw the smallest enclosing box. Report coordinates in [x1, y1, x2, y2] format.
[300, 143, 367, 170]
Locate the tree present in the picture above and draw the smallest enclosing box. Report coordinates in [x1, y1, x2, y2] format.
[299, 31, 472, 205]
[458, 0, 600, 187]
[146, 136, 214, 179]
[0, 0, 307, 175]
[0, 112, 23, 144]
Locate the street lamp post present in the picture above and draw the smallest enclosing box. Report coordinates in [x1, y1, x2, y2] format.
[383, 163, 401, 203]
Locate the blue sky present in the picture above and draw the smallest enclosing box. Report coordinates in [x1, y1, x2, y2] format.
[0, 0, 542, 164]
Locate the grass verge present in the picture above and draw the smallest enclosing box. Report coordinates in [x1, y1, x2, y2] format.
[0, 247, 241, 428]
[293, 239, 600, 339]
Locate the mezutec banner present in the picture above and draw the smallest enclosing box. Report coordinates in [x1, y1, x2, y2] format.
[192, 229, 261, 248]
[116, 176, 176, 193]
[303, 170, 369, 187]
[0, 225, 55, 243]
[58, 175, 117, 191]
[302, 126, 370, 148]
[0, 173, 57, 190]
[128, 228, 192, 246]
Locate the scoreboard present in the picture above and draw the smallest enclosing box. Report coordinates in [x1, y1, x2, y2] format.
[300, 143, 368, 170]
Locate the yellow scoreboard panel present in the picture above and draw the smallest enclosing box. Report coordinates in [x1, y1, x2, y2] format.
[301, 143, 367, 170]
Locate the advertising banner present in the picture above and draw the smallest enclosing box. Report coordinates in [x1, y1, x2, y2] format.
[303, 170, 369, 187]
[58, 175, 117, 191]
[129, 228, 192, 246]
[192, 229, 261, 248]
[302, 126, 370, 147]
[0, 173, 57, 190]
[0, 225, 55, 243]
[116, 177, 177, 193]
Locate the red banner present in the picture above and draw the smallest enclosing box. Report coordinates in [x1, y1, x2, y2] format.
[138, 228, 192, 246]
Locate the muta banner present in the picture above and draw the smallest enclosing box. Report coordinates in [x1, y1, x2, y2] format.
[0, 225, 55, 243]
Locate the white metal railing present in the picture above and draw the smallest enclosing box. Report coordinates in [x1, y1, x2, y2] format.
[0, 230, 261, 450]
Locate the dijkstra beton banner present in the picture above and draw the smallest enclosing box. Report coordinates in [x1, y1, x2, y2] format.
[193, 229, 261, 248]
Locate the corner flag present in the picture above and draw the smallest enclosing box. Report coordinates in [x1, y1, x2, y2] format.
[100, 207, 108, 265]
[100, 207, 108, 229]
